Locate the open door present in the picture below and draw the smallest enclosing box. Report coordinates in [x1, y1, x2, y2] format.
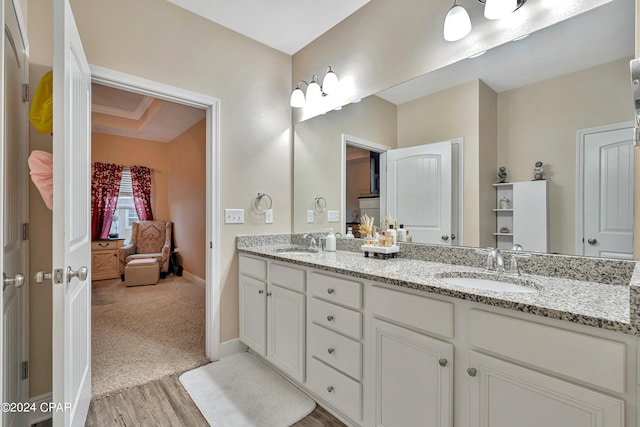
[2, 0, 29, 425]
[385, 141, 453, 245]
[52, 0, 92, 424]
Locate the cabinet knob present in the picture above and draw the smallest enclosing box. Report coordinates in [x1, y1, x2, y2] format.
[258, 290, 264, 294]
[327, 315, 334, 322]
[467, 367, 477, 377]
[327, 288, 335, 294]
[438, 358, 448, 367]
[326, 386, 334, 393]
[327, 347, 335, 354]
[587, 238, 597, 245]
[441, 234, 449, 241]
[266, 292, 272, 297]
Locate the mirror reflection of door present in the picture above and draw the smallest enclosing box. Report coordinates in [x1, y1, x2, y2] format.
[2, 0, 29, 424]
[345, 146, 380, 237]
[578, 123, 634, 259]
[385, 140, 460, 246]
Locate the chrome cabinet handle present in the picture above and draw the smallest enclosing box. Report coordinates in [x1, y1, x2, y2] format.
[438, 358, 448, 367]
[67, 266, 88, 282]
[327, 347, 335, 354]
[3, 273, 25, 291]
[467, 367, 477, 377]
[326, 386, 334, 393]
[327, 315, 334, 322]
[258, 290, 264, 294]
[266, 292, 272, 297]
[441, 234, 449, 241]
[587, 238, 597, 245]
[327, 288, 335, 294]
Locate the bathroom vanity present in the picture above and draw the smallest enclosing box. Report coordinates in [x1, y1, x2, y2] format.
[237, 235, 640, 427]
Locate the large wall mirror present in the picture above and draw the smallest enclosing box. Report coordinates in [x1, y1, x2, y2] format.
[294, 0, 635, 259]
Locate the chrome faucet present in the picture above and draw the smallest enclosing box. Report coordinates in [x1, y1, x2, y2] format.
[485, 248, 506, 273]
[303, 233, 318, 249]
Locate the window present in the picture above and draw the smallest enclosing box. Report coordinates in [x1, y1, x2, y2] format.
[109, 168, 140, 243]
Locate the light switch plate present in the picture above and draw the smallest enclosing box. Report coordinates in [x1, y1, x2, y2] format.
[265, 209, 273, 224]
[224, 209, 244, 224]
[307, 210, 314, 223]
[328, 210, 339, 222]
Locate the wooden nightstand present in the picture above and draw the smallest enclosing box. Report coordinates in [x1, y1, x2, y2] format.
[91, 239, 124, 281]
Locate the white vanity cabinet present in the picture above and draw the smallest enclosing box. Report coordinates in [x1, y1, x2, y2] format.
[239, 255, 306, 383]
[467, 309, 627, 427]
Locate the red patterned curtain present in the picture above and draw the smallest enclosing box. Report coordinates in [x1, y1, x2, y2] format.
[131, 165, 154, 221]
[91, 162, 123, 240]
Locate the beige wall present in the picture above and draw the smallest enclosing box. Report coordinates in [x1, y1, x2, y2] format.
[168, 120, 206, 279]
[497, 57, 632, 254]
[293, 95, 397, 233]
[478, 81, 498, 248]
[91, 133, 171, 222]
[27, 0, 291, 397]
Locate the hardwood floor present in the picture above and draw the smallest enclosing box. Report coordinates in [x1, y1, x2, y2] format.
[86, 374, 346, 426]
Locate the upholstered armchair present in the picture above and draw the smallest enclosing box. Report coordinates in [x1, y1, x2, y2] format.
[119, 221, 172, 279]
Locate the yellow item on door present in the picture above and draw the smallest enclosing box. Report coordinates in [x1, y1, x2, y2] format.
[29, 70, 53, 134]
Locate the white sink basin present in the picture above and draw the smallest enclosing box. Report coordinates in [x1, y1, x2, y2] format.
[438, 276, 538, 293]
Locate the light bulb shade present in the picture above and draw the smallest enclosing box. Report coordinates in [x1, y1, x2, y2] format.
[306, 80, 322, 104]
[290, 87, 305, 108]
[322, 68, 339, 95]
[484, 0, 518, 20]
[443, 4, 472, 41]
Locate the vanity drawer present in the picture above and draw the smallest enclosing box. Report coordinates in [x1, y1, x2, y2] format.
[239, 255, 267, 280]
[368, 286, 454, 338]
[309, 323, 362, 380]
[270, 262, 305, 293]
[92, 240, 119, 251]
[309, 357, 362, 422]
[309, 272, 362, 309]
[310, 297, 362, 339]
[469, 310, 626, 394]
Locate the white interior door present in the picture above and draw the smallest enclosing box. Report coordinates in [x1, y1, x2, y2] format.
[2, 0, 28, 425]
[385, 141, 452, 244]
[581, 125, 633, 259]
[52, 0, 92, 425]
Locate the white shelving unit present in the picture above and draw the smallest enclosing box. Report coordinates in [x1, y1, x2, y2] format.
[493, 181, 548, 252]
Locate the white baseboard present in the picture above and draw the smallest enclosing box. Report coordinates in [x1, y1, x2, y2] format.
[28, 392, 52, 425]
[181, 270, 205, 287]
[220, 338, 247, 358]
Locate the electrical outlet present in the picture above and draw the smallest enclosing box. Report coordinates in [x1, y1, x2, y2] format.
[265, 209, 273, 224]
[224, 209, 244, 224]
[328, 210, 339, 222]
[307, 210, 314, 223]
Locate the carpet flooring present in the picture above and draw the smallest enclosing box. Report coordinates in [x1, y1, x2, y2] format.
[91, 276, 209, 399]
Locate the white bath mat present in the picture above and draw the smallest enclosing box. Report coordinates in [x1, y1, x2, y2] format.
[179, 352, 316, 427]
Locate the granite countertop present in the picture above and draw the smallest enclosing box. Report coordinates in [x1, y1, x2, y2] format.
[238, 244, 638, 336]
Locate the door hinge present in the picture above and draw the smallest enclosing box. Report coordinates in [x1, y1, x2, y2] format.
[21, 361, 28, 380]
[22, 223, 29, 241]
[22, 84, 29, 102]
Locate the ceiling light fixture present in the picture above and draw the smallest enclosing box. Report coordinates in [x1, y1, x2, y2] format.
[290, 66, 340, 108]
[443, 0, 472, 42]
[481, 0, 527, 20]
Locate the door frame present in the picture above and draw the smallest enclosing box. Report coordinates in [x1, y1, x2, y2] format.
[340, 134, 391, 235]
[90, 65, 221, 360]
[575, 121, 633, 256]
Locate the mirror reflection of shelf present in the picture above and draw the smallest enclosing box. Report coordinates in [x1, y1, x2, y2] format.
[493, 181, 548, 252]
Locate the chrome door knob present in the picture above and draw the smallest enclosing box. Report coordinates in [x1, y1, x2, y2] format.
[441, 234, 449, 241]
[66, 266, 88, 282]
[587, 238, 597, 245]
[3, 273, 25, 291]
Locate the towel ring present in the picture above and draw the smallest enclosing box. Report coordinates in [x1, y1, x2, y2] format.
[314, 195, 327, 214]
[254, 192, 272, 214]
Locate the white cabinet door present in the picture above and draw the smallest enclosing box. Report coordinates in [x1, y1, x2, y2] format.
[371, 318, 453, 427]
[468, 351, 624, 427]
[239, 275, 267, 357]
[268, 284, 305, 382]
[512, 180, 548, 252]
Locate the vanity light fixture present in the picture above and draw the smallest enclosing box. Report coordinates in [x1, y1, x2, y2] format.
[289, 66, 340, 108]
[480, 0, 527, 20]
[443, 0, 472, 42]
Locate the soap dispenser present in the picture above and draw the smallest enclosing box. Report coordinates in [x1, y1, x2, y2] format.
[325, 228, 336, 252]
